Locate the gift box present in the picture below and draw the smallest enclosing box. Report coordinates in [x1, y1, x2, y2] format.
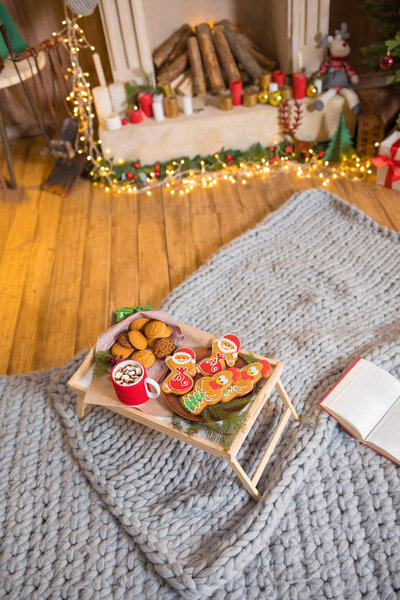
[371, 131, 400, 191]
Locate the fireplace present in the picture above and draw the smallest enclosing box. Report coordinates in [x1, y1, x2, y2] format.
[95, 0, 353, 166]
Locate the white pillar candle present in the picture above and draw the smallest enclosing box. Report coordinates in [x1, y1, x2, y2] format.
[92, 52, 107, 87]
[109, 82, 126, 114]
[104, 112, 121, 131]
[314, 78, 323, 94]
[268, 82, 278, 92]
[92, 86, 113, 126]
[152, 98, 165, 121]
[182, 95, 193, 115]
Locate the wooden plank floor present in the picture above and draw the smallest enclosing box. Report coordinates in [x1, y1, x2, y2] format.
[1, 138, 399, 374]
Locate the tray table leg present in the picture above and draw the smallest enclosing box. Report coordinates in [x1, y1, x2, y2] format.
[77, 395, 88, 418]
[225, 455, 261, 501]
[275, 380, 299, 421]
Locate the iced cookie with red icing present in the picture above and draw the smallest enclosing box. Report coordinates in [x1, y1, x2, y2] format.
[222, 360, 271, 403]
[180, 370, 234, 415]
[197, 334, 241, 376]
[161, 347, 197, 395]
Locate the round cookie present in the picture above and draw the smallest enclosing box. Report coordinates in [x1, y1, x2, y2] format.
[153, 337, 177, 359]
[111, 342, 134, 359]
[117, 332, 133, 349]
[156, 325, 172, 339]
[146, 337, 157, 348]
[144, 320, 167, 339]
[129, 317, 150, 331]
[132, 349, 155, 369]
[128, 330, 147, 350]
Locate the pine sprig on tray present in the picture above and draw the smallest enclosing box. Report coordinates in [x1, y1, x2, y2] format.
[93, 351, 113, 378]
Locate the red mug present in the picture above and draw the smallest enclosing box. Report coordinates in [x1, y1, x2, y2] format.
[111, 360, 160, 406]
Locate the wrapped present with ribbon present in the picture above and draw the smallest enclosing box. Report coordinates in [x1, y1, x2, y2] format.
[371, 131, 400, 191]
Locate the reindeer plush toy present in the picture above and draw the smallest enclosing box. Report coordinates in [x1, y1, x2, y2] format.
[314, 23, 361, 114]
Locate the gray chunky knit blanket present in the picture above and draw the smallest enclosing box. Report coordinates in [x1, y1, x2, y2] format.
[1, 189, 399, 600]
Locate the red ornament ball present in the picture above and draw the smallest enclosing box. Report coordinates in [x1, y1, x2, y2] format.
[225, 153, 232, 161]
[121, 118, 128, 125]
[269, 146, 275, 152]
[133, 161, 140, 169]
[126, 171, 133, 179]
[284, 145, 293, 153]
[154, 163, 161, 170]
[154, 171, 160, 177]
[380, 54, 393, 70]
[270, 156, 278, 163]
[318, 150, 325, 158]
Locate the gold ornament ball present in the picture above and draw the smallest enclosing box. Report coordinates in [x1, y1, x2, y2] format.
[257, 90, 269, 104]
[307, 84, 318, 98]
[269, 90, 283, 106]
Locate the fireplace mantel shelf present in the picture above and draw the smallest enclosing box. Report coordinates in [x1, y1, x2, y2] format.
[100, 96, 354, 165]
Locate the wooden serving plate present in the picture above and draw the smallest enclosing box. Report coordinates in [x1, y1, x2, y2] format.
[160, 347, 248, 422]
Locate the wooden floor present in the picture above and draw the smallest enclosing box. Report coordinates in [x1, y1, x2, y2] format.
[1, 138, 399, 375]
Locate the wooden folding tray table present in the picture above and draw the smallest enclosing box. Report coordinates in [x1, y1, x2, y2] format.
[68, 322, 298, 500]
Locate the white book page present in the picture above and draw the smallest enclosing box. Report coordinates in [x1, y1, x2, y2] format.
[321, 359, 400, 440]
[366, 397, 400, 463]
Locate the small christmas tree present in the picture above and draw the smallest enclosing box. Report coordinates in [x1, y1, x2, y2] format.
[324, 113, 355, 162]
[0, 3, 26, 60]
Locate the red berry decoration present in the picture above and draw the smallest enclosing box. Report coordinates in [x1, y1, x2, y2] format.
[154, 163, 161, 170]
[154, 171, 160, 177]
[133, 161, 140, 169]
[380, 54, 393, 70]
[225, 153, 232, 161]
[270, 156, 278, 163]
[318, 150, 325, 158]
[121, 118, 128, 125]
[284, 145, 293, 153]
[126, 171, 133, 179]
[269, 146, 275, 152]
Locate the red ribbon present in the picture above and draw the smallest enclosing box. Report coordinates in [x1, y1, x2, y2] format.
[371, 137, 400, 188]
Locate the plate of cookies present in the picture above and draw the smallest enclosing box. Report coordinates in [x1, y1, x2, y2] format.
[159, 335, 271, 423]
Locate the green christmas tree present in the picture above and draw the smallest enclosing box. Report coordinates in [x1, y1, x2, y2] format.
[361, 0, 400, 73]
[0, 3, 26, 60]
[324, 113, 355, 163]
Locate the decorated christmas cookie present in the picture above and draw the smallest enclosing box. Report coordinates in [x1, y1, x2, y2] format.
[222, 360, 271, 403]
[197, 335, 241, 376]
[180, 370, 235, 415]
[162, 347, 197, 395]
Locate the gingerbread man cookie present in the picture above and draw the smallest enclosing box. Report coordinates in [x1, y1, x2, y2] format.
[222, 360, 271, 403]
[197, 334, 241, 376]
[180, 370, 235, 415]
[161, 347, 197, 395]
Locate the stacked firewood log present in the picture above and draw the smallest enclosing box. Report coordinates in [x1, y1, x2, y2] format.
[152, 20, 277, 96]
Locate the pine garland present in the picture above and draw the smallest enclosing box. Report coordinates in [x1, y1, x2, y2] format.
[87, 140, 327, 190]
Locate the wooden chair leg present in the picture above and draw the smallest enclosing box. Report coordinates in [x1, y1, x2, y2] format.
[275, 380, 299, 421]
[225, 455, 261, 501]
[0, 105, 16, 189]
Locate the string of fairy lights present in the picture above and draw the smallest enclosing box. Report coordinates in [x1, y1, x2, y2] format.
[56, 10, 376, 197]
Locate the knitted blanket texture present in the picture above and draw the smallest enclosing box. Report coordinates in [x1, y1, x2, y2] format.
[1, 189, 399, 600]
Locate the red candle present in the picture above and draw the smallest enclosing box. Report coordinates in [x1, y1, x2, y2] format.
[272, 70, 285, 87]
[137, 91, 153, 117]
[292, 72, 306, 99]
[229, 80, 243, 106]
[128, 107, 143, 124]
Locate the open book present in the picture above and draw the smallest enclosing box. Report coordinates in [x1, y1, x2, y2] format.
[320, 358, 400, 465]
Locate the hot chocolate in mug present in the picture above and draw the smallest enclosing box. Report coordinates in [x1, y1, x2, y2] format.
[111, 359, 160, 406]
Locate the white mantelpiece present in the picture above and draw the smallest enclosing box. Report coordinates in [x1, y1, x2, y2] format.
[100, 96, 354, 165]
